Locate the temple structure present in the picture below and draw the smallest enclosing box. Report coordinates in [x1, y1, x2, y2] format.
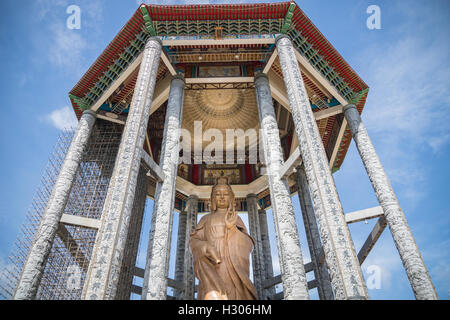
[0, 2, 437, 300]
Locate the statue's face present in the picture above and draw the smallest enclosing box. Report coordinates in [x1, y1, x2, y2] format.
[213, 185, 231, 209]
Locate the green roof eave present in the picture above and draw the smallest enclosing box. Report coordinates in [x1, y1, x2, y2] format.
[140, 5, 157, 36]
[281, 1, 296, 34]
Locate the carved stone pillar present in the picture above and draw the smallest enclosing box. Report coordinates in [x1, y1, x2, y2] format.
[14, 110, 96, 300]
[246, 194, 265, 299]
[183, 195, 198, 300]
[343, 104, 438, 300]
[116, 166, 148, 300]
[174, 210, 187, 299]
[254, 73, 309, 300]
[83, 37, 162, 300]
[295, 164, 334, 300]
[142, 75, 185, 300]
[276, 34, 368, 300]
[258, 209, 275, 299]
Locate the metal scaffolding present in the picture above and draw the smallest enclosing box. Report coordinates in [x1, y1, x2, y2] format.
[0, 119, 123, 300]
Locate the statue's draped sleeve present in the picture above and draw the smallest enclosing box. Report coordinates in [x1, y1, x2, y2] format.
[227, 216, 257, 299]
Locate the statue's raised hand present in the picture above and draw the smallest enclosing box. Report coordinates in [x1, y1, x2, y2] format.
[225, 208, 237, 230]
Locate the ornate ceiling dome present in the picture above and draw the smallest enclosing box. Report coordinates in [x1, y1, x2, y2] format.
[182, 88, 260, 150]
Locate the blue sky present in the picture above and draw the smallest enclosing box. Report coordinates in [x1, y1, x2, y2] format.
[0, 0, 448, 300]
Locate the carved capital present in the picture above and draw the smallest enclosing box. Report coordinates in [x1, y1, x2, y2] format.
[145, 36, 162, 49]
[275, 34, 291, 45]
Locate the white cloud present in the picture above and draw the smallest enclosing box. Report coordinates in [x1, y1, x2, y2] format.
[353, 4, 450, 206]
[32, 0, 104, 75]
[47, 22, 87, 72]
[428, 134, 450, 154]
[362, 37, 450, 142]
[361, 237, 400, 292]
[417, 226, 450, 298]
[84, 1, 104, 27]
[36, 0, 69, 21]
[45, 106, 79, 131]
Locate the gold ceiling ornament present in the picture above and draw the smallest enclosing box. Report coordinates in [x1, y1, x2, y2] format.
[196, 89, 243, 119]
[182, 88, 260, 151]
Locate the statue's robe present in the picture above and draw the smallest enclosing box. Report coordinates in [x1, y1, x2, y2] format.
[190, 212, 257, 300]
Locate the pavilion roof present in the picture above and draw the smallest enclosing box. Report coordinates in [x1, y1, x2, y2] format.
[68, 1, 369, 171]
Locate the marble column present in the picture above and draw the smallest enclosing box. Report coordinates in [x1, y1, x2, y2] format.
[115, 165, 148, 300]
[13, 110, 96, 300]
[295, 164, 334, 300]
[183, 195, 198, 300]
[174, 210, 187, 299]
[83, 37, 162, 300]
[258, 209, 275, 299]
[276, 34, 368, 300]
[254, 73, 310, 300]
[142, 75, 185, 300]
[246, 194, 265, 299]
[343, 104, 438, 300]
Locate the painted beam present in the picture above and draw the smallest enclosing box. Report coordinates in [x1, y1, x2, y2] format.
[357, 217, 387, 265]
[264, 276, 318, 292]
[185, 77, 254, 84]
[145, 133, 153, 158]
[175, 174, 270, 199]
[174, 174, 300, 206]
[96, 114, 126, 125]
[162, 38, 275, 47]
[57, 224, 89, 273]
[314, 209, 386, 267]
[345, 206, 384, 224]
[279, 147, 302, 179]
[149, 74, 172, 116]
[134, 266, 145, 278]
[268, 69, 341, 122]
[314, 105, 343, 121]
[131, 284, 142, 295]
[267, 70, 291, 110]
[304, 262, 314, 273]
[261, 264, 314, 290]
[161, 50, 177, 76]
[329, 118, 347, 169]
[91, 52, 144, 112]
[135, 267, 184, 292]
[293, 48, 346, 105]
[167, 278, 184, 292]
[91, 59, 171, 118]
[289, 131, 299, 157]
[141, 148, 165, 182]
[263, 49, 278, 74]
[60, 214, 100, 229]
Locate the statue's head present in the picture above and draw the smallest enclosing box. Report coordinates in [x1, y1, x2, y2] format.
[210, 176, 235, 212]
